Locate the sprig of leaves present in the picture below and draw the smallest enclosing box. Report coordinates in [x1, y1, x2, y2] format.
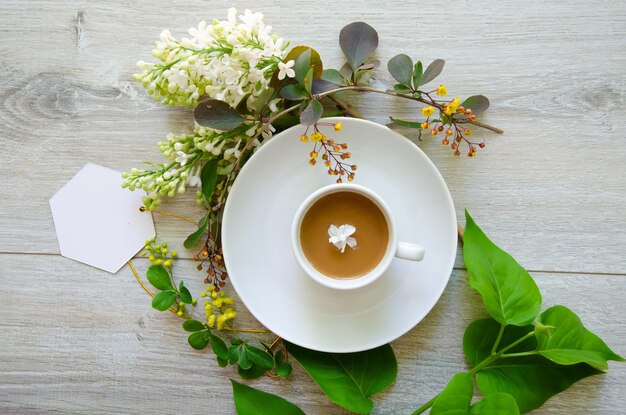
[412, 211, 624, 414]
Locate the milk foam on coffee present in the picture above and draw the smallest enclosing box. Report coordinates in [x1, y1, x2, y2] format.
[328, 224, 357, 253]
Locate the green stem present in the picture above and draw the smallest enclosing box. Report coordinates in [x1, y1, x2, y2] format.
[491, 324, 506, 355]
[412, 396, 437, 415]
[500, 351, 539, 358]
[265, 85, 503, 134]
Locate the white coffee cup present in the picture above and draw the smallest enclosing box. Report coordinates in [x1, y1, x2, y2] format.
[291, 183, 425, 290]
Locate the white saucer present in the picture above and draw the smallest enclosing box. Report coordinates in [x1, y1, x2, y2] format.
[222, 117, 457, 353]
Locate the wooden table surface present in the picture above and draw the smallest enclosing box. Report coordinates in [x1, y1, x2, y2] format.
[1, 1, 625, 413]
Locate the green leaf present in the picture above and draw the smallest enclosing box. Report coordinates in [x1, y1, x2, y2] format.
[194, 99, 244, 131]
[229, 345, 240, 364]
[463, 210, 542, 326]
[387, 54, 413, 87]
[280, 84, 308, 101]
[188, 331, 210, 350]
[312, 79, 339, 94]
[179, 285, 192, 304]
[303, 68, 314, 94]
[476, 358, 601, 413]
[294, 48, 312, 84]
[469, 393, 519, 415]
[461, 95, 490, 115]
[284, 46, 323, 79]
[464, 319, 536, 366]
[339, 22, 379, 71]
[412, 61, 423, 89]
[182, 319, 206, 332]
[253, 87, 275, 114]
[151, 290, 176, 311]
[200, 159, 218, 200]
[276, 362, 293, 378]
[146, 264, 174, 291]
[299, 99, 323, 126]
[237, 364, 267, 379]
[235, 93, 252, 115]
[420, 59, 445, 86]
[339, 62, 353, 80]
[210, 333, 229, 360]
[389, 117, 423, 129]
[536, 305, 624, 370]
[429, 372, 473, 415]
[238, 345, 252, 370]
[285, 342, 397, 414]
[246, 345, 275, 370]
[183, 214, 209, 249]
[465, 318, 602, 413]
[231, 380, 305, 415]
[217, 357, 229, 367]
[321, 68, 346, 85]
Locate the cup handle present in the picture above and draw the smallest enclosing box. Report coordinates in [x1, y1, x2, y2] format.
[396, 242, 425, 261]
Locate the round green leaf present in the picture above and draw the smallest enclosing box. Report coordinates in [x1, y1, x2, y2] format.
[280, 84, 308, 101]
[194, 99, 244, 131]
[210, 334, 229, 360]
[237, 364, 267, 380]
[188, 331, 209, 350]
[276, 362, 293, 379]
[460, 95, 490, 115]
[246, 345, 275, 370]
[321, 68, 345, 86]
[151, 290, 176, 311]
[387, 54, 413, 87]
[299, 99, 323, 126]
[146, 264, 174, 291]
[182, 319, 206, 332]
[339, 22, 379, 71]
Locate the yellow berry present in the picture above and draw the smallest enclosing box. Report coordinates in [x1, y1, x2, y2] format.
[421, 122, 430, 130]
[171, 251, 178, 258]
[436, 84, 448, 96]
[163, 260, 172, 267]
[299, 134, 308, 142]
[430, 129, 438, 136]
[200, 291, 207, 297]
[310, 151, 318, 158]
[177, 311, 183, 316]
[211, 292, 218, 299]
[334, 122, 342, 131]
[311, 132, 322, 142]
[192, 299, 197, 305]
[148, 255, 155, 261]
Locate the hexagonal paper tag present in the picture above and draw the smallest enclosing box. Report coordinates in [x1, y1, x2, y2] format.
[50, 163, 155, 273]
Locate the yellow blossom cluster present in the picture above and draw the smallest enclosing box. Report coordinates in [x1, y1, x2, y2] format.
[443, 97, 461, 116]
[202, 285, 237, 330]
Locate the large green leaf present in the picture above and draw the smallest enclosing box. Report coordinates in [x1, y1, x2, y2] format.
[463, 210, 542, 326]
[536, 305, 624, 370]
[387, 54, 413, 87]
[464, 319, 536, 366]
[465, 317, 601, 413]
[285, 342, 397, 414]
[146, 264, 174, 291]
[245, 345, 275, 370]
[429, 372, 473, 415]
[339, 22, 379, 71]
[231, 380, 305, 415]
[476, 358, 601, 413]
[193, 99, 244, 131]
[294, 48, 312, 84]
[470, 393, 519, 415]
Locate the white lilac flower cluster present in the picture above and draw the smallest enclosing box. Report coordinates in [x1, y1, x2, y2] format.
[133, 8, 288, 108]
[124, 9, 291, 209]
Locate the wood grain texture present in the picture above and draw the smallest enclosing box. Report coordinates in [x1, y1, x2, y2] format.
[0, 0, 625, 413]
[0, 255, 624, 414]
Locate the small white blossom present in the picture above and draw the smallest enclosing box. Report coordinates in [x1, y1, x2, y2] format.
[277, 60, 295, 80]
[175, 151, 190, 166]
